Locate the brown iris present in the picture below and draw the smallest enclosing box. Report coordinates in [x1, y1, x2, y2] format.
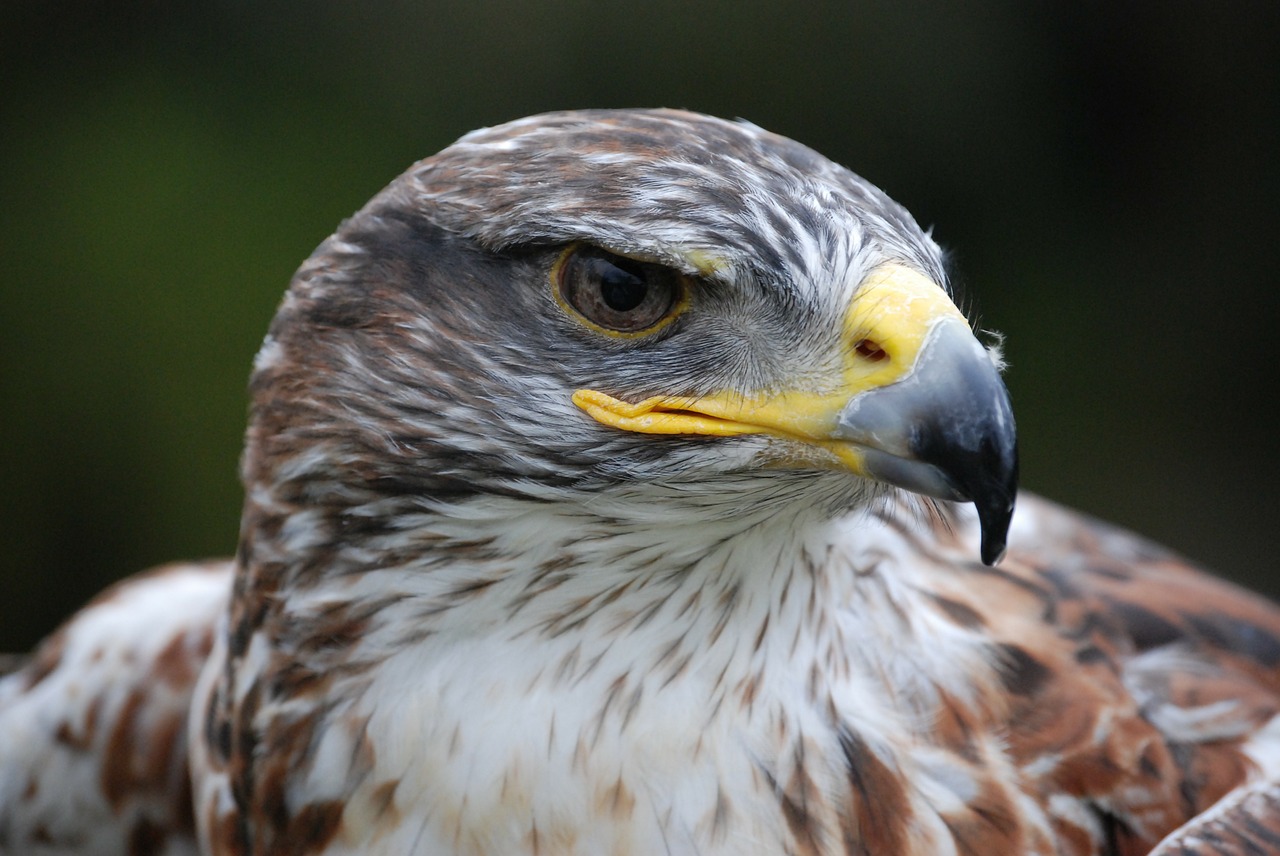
[554, 245, 688, 336]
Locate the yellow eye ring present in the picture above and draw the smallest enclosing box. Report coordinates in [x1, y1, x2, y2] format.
[551, 244, 691, 339]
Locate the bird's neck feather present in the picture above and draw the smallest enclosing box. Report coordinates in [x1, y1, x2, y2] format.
[246, 475, 847, 623]
[233, 474, 992, 729]
[223, 479, 1008, 853]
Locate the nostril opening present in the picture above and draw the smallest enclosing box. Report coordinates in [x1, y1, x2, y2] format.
[854, 339, 888, 362]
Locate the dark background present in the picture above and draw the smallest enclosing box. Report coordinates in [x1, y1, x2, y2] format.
[2, 2, 1278, 652]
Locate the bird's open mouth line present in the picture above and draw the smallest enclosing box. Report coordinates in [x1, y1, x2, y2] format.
[574, 387, 882, 467]
[572, 389, 784, 439]
[639, 402, 792, 436]
[646, 403, 728, 419]
[578, 391, 914, 463]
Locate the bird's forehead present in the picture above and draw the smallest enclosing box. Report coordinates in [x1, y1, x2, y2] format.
[406, 109, 944, 288]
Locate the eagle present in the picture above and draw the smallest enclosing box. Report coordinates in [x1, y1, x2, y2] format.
[2, 108, 1279, 856]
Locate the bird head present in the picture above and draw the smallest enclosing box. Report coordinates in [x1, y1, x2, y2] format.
[244, 109, 1017, 566]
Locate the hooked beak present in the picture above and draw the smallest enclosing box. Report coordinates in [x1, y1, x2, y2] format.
[573, 263, 1018, 565]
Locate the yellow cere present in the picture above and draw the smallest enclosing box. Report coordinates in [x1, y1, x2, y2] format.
[842, 263, 970, 392]
[572, 263, 969, 466]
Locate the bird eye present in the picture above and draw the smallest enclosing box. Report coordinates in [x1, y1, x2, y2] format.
[553, 245, 688, 336]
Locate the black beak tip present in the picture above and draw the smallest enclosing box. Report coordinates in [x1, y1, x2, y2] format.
[915, 430, 1019, 567]
[974, 450, 1018, 566]
[977, 500, 1014, 566]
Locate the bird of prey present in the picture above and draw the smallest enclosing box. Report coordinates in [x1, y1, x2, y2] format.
[3, 109, 1279, 856]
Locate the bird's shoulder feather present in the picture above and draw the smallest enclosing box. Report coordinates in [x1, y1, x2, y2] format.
[0, 561, 231, 856]
[885, 492, 1280, 853]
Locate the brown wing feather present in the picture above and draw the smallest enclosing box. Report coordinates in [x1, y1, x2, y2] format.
[921, 493, 1280, 853]
[0, 561, 231, 856]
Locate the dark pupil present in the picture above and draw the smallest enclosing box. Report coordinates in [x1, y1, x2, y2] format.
[597, 261, 648, 312]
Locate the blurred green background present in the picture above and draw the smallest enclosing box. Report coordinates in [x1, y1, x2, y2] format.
[2, 3, 1278, 652]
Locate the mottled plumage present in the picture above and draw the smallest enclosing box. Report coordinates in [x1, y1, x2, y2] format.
[3, 109, 1279, 855]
